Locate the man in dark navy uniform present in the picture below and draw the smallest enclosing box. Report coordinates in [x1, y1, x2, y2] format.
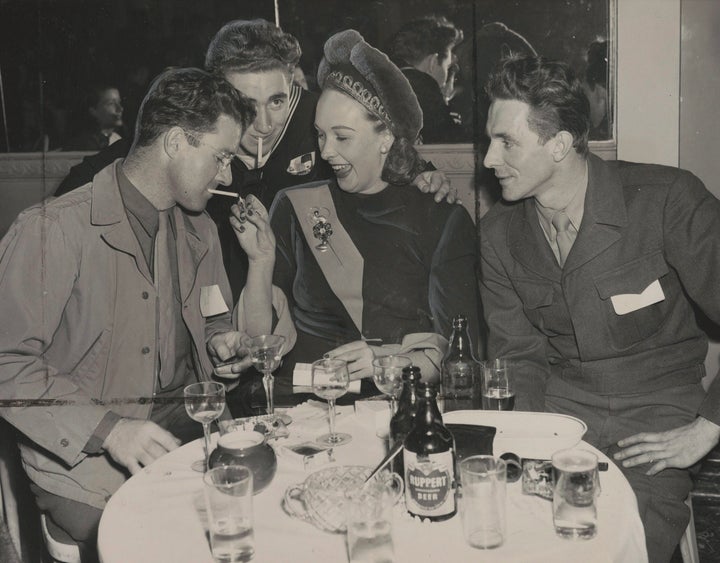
[57, 20, 327, 301]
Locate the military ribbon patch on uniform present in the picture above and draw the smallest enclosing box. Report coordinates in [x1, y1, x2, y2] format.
[287, 152, 315, 175]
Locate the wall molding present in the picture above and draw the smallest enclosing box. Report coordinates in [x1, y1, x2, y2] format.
[0, 141, 617, 227]
[0, 152, 86, 180]
[417, 143, 475, 173]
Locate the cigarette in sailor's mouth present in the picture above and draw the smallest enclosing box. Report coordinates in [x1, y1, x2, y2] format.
[207, 189, 239, 197]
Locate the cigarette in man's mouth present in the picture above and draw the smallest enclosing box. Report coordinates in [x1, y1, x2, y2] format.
[257, 137, 263, 167]
[207, 189, 239, 197]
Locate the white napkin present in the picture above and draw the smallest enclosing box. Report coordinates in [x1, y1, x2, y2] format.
[292, 362, 362, 393]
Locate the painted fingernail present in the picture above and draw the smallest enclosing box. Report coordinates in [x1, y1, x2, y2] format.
[238, 226, 245, 233]
[248, 209, 254, 216]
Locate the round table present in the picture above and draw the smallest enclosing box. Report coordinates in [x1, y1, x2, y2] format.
[98, 404, 648, 562]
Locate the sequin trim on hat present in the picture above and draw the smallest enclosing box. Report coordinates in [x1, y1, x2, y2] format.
[326, 70, 392, 128]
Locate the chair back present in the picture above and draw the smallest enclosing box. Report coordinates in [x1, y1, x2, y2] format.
[0, 418, 42, 561]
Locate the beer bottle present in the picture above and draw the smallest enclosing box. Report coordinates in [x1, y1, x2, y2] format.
[403, 382, 457, 521]
[440, 314, 481, 411]
[388, 366, 421, 477]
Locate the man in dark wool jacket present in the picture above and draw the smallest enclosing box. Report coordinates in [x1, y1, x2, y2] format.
[480, 54, 720, 563]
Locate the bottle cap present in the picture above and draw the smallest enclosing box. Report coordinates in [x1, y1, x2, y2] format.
[416, 381, 438, 397]
[402, 365, 422, 381]
[451, 314, 468, 328]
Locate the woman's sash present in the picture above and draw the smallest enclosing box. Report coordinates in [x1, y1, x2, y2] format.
[285, 185, 364, 333]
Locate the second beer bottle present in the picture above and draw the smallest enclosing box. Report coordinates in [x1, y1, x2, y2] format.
[403, 381, 457, 522]
[440, 314, 481, 411]
[389, 366, 421, 477]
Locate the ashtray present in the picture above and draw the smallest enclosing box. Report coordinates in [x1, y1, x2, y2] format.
[281, 442, 335, 471]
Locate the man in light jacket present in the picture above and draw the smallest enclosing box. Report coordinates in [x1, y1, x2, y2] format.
[0, 67, 293, 562]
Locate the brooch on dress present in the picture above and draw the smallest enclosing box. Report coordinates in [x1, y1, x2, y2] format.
[309, 208, 333, 252]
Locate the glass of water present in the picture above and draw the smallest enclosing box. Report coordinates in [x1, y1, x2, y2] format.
[481, 358, 516, 411]
[345, 476, 400, 563]
[551, 448, 601, 540]
[203, 465, 254, 562]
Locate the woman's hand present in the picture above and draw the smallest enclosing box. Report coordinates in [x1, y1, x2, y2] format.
[325, 340, 379, 381]
[229, 195, 275, 263]
[412, 170, 460, 204]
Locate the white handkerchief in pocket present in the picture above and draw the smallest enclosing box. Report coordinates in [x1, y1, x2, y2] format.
[610, 279, 665, 315]
[200, 285, 229, 317]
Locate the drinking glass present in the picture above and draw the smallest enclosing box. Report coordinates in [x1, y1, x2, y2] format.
[459, 455, 507, 549]
[372, 355, 411, 414]
[345, 477, 400, 563]
[481, 359, 516, 411]
[249, 335, 290, 425]
[551, 448, 601, 540]
[204, 465, 254, 562]
[311, 358, 352, 446]
[184, 381, 226, 472]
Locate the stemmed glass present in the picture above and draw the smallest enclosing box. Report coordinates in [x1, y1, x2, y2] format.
[184, 381, 226, 472]
[372, 355, 411, 414]
[249, 334, 290, 424]
[311, 358, 352, 446]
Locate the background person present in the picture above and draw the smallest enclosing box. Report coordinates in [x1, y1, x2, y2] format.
[582, 39, 610, 140]
[479, 54, 720, 563]
[472, 22, 536, 141]
[0, 68, 286, 562]
[389, 15, 465, 143]
[258, 29, 481, 406]
[63, 83, 124, 151]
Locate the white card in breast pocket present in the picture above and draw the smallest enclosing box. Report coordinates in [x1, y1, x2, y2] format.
[610, 279, 665, 315]
[200, 284, 230, 317]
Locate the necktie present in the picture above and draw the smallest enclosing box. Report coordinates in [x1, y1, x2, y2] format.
[552, 211, 575, 268]
[155, 210, 176, 388]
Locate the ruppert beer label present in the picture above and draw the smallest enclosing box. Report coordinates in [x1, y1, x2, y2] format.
[403, 450, 455, 517]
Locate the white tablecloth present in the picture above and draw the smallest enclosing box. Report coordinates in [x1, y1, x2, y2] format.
[98, 405, 648, 563]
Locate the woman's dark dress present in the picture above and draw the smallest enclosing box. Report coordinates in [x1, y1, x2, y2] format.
[268, 179, 480, 405]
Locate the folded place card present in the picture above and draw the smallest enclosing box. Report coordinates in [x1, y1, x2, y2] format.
[292, 362, 362, 394]
[354, 398, 392, 438]
[610, 279, 665, 315]
[200, 284, 230, 317]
